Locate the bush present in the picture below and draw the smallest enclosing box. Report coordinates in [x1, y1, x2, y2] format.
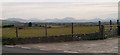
[18, 27, 23, 29]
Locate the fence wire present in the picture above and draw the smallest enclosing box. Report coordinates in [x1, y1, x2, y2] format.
[2, 24, 99, 38]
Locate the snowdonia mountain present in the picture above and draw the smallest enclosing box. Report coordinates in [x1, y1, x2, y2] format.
[3, 17, 117, 23]
[1, 17, 118, 26]
[2, 20, 21, 25]
[6, 18, 28, 22]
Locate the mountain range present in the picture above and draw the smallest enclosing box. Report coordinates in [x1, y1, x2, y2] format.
[1, 17, 118, 25]
[3, 17, 118, 22]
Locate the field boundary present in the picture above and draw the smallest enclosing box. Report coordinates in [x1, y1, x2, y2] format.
[2, 29, 118, 45]
[2, 20, 120, 45]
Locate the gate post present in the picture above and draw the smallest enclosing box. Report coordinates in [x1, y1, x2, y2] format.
[99, 25, 105, 39]
[117, 20, 119, 25]
[117, 20, 120, 36]
[117, 26, 120, 36]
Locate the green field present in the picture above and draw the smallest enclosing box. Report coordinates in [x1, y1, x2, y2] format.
[2, 25, 118, 38]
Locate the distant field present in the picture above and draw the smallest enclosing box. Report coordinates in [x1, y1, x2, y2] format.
[2, 25, 117, 38]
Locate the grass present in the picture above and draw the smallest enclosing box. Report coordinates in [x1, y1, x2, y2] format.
[104, 25, 118, 31]
[2, 25, 117, 38]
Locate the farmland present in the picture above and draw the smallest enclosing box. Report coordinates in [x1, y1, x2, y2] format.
[2, 25, 118, 38]
[2, 26, 99, 38]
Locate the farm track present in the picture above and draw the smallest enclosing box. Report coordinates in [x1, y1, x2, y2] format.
[7, 37, 119, 53]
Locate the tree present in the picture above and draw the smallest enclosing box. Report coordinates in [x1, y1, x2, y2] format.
[28, 22, 32, 27]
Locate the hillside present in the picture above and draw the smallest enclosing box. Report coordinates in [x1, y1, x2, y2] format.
[2, 20, 21, 25]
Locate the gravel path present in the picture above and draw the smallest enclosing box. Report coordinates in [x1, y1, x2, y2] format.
[15, 37, 118, 53]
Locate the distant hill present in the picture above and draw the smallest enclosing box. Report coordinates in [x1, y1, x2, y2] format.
[1, 17, 118, 26]
[3, 17, 118, 23]
[6, 18, 27, 22]
[2, 20, 21, 25]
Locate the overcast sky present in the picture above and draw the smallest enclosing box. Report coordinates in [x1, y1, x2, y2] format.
[1, 0, 119, 2]
[1, 0, 120, 20]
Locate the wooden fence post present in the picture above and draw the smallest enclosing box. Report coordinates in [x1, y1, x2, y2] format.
[99, 21, 101, 32]
[71, 23, 73, 36]
[110, 20, 112, 31]
[45, 23, 47, 37]
[15, 27, 18, 38]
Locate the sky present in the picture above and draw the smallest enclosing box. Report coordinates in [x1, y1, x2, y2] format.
[1, 0, 119, 2]
[1, 0, 120, 20]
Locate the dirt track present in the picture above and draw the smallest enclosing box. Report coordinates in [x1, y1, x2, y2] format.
[15, 37, 118, 53]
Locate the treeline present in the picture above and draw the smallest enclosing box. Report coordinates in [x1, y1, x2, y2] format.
[2, 25, 14, 28]
[2, 21, 118, 28]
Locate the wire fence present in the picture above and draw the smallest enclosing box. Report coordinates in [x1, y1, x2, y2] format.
[2, 20, 120, 44]
[2, 24, 99, 38]
[2, 20, 120, 38]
